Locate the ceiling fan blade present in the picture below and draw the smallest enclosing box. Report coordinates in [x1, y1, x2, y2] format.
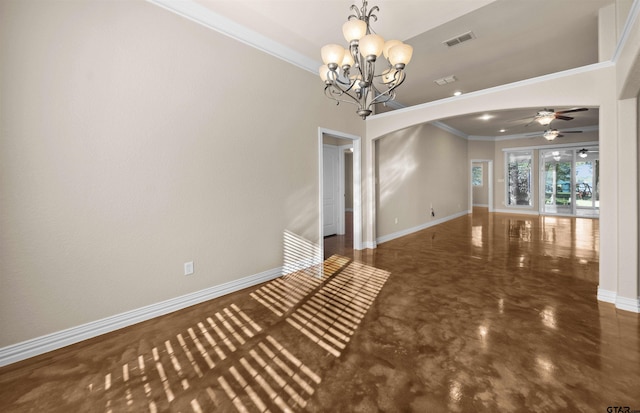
[556, 107, 588, 115]
[557, 134, 565, 138]
[560, 130, 582, 133]
[555, 115, 574, 121]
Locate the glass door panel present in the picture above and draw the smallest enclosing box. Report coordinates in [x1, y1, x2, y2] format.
[575, 147, 599, 217]
[541, 150, 573, 215]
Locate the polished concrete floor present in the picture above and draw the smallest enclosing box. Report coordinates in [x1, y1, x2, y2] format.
[323, 211, 353, 260]
[1, 209, 639, 412]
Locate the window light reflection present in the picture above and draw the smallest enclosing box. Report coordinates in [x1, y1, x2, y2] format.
[540, 306, 557, 329]
[472, 225, 483, 248]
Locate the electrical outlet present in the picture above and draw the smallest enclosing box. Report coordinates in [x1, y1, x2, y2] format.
[184, 261, 194, 276]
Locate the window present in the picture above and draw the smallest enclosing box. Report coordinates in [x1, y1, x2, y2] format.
[506, 151, 533, 206]
[472, 165, 483, 186]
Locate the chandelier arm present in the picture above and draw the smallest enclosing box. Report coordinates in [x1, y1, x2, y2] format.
[324, 85, 363, 108]
[368, 70, 405, 106]
[348, 3, 363, 20]
[366, 6, 379, 26]
[368, 91, 394, 107]
[349, 45, 366, 80]
[330, 70, 361, 95]
[325, 82, 364, 106]
[363, 58, 376, 88]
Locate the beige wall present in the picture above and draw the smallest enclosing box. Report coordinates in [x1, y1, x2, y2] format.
[375, 123, 468, 239]
[0, 0, 361, 347]
[472, 162, 489, 206]
[468, 140, 496, 160]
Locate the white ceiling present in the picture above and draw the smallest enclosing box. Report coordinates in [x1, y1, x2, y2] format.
[191, 0, 614, 136]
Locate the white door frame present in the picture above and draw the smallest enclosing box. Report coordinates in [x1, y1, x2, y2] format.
[469, 159, 494, 212]
[337, 143, 353, 235]
[318, 128, 362, 253]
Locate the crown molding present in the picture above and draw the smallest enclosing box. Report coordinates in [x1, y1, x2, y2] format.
[431, 121, 468, 139]
[147, 0, 320, 74]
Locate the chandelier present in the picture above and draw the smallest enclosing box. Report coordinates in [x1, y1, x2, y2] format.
[319, 1, 414, 119]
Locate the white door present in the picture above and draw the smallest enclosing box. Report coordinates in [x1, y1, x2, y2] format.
[323, 145, 339, 236]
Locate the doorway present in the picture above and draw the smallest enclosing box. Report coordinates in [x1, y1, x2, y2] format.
[540, 146, 599, 217]
[469, 159, 494, 212]
[318, 128, 362, 259]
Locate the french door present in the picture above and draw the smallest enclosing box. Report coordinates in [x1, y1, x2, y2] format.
[540, 146, 599, 217]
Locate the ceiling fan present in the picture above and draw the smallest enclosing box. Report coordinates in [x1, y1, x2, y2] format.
[578, 148, 599, 158]
[542, 128, 582, 141]
[527, 107, 589, 126]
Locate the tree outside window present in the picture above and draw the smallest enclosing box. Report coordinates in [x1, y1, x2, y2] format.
[472, 165, 483, 186]
[507, 151, 532, 206]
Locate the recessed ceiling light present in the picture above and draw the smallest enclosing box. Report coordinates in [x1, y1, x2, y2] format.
[499, 129, 506, 133]
[453, 91, 462, 96]
[479, 114, 493, 121]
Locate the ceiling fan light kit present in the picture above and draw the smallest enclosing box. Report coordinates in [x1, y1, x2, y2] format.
[533, 107, 589, 126]
[320, 0, 413, 119]
[536, 110, 556, 126]
[525, 108, 590, 140]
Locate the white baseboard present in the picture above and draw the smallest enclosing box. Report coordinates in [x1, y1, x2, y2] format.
[282, 257, 321, 275]
[615, 296, 640, 313]
[472, 204, 489, 207]
[0, 267, 282, 367]
[597, 287, 617, 303]
[597, 287, 640, 313]
[376, 210, 470, 245]
[360, 241, 377, 250]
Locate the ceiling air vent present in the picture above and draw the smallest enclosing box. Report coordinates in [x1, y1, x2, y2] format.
[434, 75, 457, 86]
[443, 31, 476, 47]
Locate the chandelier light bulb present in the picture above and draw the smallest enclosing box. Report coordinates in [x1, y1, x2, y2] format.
[388, 43, 413, 66]
[321, 44, 345, 66]
[341, 49, 355, 67]
[359, 34, 385, 58]
[383, 39, 402, 59]
[342, 19, 367, 42]
[319, 65, 330, 82]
